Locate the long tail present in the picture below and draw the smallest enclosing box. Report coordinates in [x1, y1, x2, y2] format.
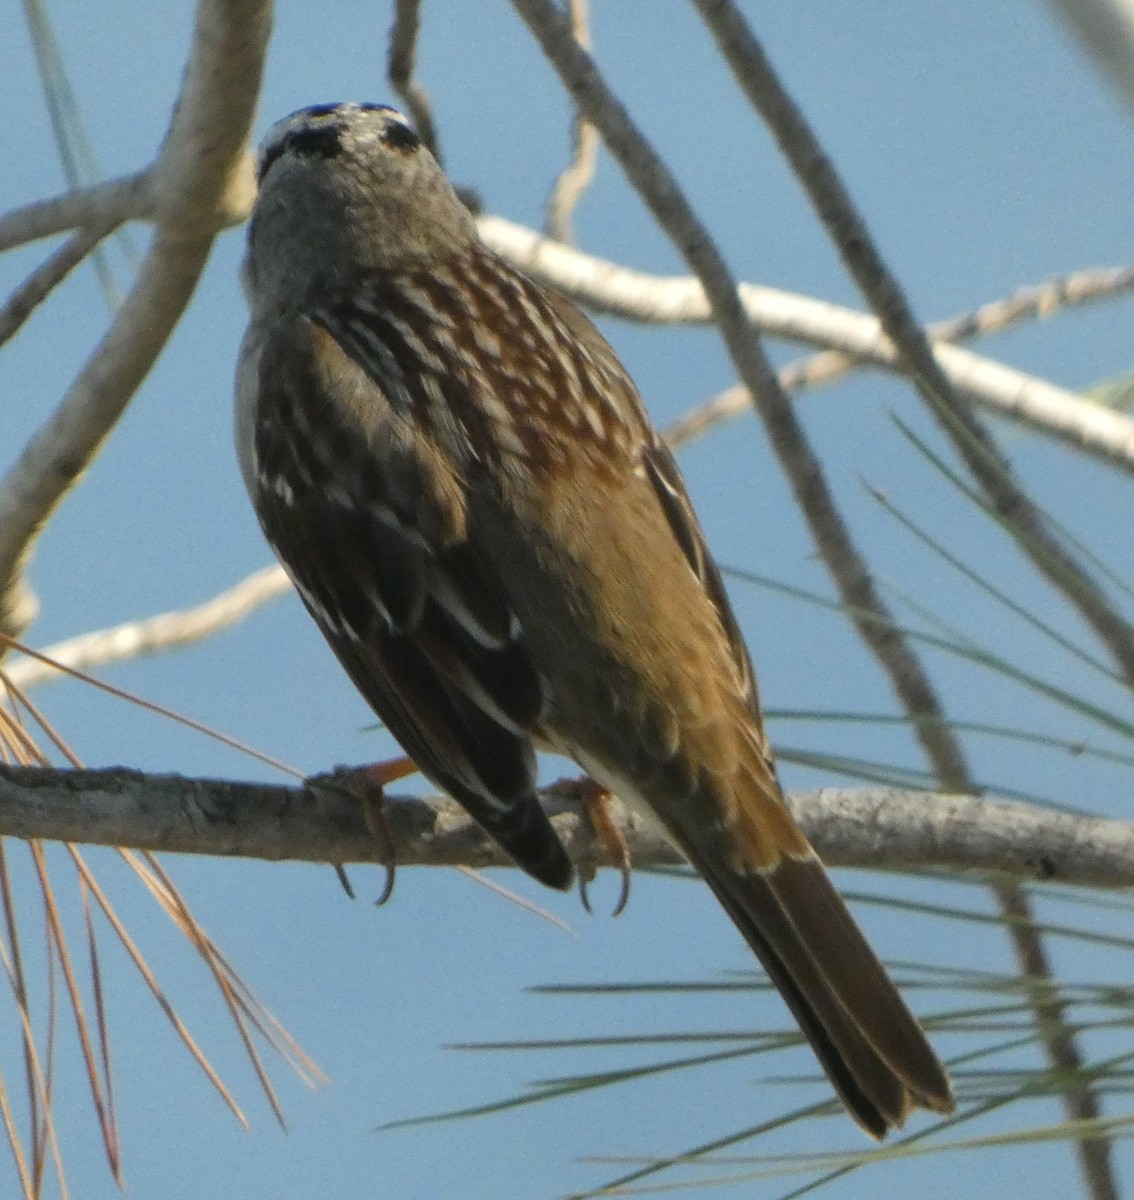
[678, 837, 953, 1137]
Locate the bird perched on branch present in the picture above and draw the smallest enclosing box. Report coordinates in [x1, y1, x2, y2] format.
[235, 102, 953, 1136]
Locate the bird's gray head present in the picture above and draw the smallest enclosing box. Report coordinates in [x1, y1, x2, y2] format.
[243, 103, 477, 312]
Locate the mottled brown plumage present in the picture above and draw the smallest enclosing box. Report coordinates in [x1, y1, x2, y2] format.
[236, 103, 953, 1135]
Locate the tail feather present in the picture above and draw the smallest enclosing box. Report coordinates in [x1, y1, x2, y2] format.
[477, 796, 575, 891]
[767, 855, 951, 1108]
[679, 839, 952, 1137]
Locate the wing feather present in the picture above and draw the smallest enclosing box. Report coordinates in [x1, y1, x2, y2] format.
[642, 441, 757, 713]
[247, 311, 571, 888]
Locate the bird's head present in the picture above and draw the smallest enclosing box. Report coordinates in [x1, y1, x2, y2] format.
[243, 103, 476, 310]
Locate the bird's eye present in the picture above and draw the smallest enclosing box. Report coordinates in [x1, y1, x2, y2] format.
[380, 120, 420, 152]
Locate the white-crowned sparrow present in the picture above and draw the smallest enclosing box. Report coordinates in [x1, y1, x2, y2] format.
[235, 102, 953, 1135]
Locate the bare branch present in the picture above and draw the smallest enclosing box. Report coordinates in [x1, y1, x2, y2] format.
[387, 0, 440, 162]
[0, 766, 1129, 888]
[4, 565, 292, 691]
[0, 220, 121, 350]
[544, 0, 599, 243]
[480, 216, 1134, 473]
[0, 0, 269, 640]
[1044, 0, 1134, 113]
[665, 267, 1134, 449]
[929, 266, 1134, 340]
[0, 172, 152, 254]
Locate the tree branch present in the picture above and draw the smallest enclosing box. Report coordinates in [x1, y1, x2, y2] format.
[3, 565, 292, 691]
[0, 765, 1129, 887]
[664, 266, 1134, 450]
[693, 0, 1134, 697]
[386, 0, 440, 163]
[0, 172, 152, 254]
[1044, 0, 1134, 113]
[0, 0, 269, 640]
[0, 219, 122, 350]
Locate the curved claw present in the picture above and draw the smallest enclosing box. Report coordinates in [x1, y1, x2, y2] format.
[334, 864, 357, 899]
[578, 780, 633, 918]
[373, 859, 396, 907]
[575, 860, 630, 917]
[577, 870, 594, 915]
[360, 762, 407, 906]
[308, 760, 413, 905]
[611, 858, 632, 918]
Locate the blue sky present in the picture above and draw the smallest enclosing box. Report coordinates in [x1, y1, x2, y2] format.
[3, 2, 1134, 1198]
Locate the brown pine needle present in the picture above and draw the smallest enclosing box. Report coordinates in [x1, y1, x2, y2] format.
[0, 930, 69, 1200]
[80, 880, 119, 1172]
[33, 931, 59, 1200]
[0, 840, 57, 1195]
[30, 842, 121, 1183]
[122, 853, 287, 1127]
[1, 648, 328, 1130]
[1, 682, 80, 769]
[0, 703, 49, 767]
[130, 851, 327, 1087]
[193, 947, 328, 1089]
[127, 853, 296, 1117]
[0, 842, 43, 1189]
[0, 858, 41, 1200]
[0, 1020, 36, 1200]
[190, 952, 287, 1129]
[0, 641, 330, 1190]
[63, 847, 249, 1128]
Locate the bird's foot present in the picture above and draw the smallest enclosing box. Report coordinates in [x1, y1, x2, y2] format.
[312, 756, 416, 904]
[358, 756, 416, 905]
[547, 775, 632, 916]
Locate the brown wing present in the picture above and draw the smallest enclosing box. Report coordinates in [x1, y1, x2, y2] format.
[246, 313, 572, 889]
[641, 440, 758, 715]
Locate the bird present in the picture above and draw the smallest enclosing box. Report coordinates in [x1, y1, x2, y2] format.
[235, 101, 953, 1137]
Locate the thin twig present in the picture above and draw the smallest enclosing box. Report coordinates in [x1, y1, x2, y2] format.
[387, 0, 440, 162]
[0, 172, 152, 254]
[544, 0, 598, 242]
[665, 266, 1134, 449]
[0, 219, 121, 349]
[4, 565, 292, 691]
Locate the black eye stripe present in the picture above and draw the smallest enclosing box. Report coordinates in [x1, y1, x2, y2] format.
[380, 121, 420, 152]
[258, 124, 344, 182]
[258, 105, 419, 183]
